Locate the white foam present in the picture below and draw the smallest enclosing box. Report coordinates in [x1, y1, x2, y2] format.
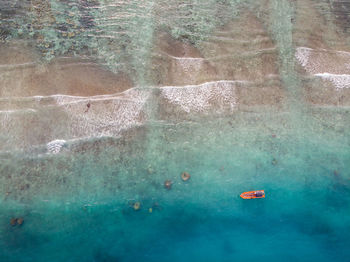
[315, 73, 350, 89]
[296, 47, 350, 89]
[0, 109, 36, 114]
[295, 47, 350, 74]
[60, 88, 150, 138]
[296, 47, 350, 57]
[161, 80, 237, 113]
[0, 87, 151, 148]
[47, 139, 66, 154]
[295, 47, 335, 74]
[295, 47, 311, 67]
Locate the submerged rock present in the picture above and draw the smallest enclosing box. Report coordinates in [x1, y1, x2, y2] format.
[334, 170, 339, 177]
[181, 172, 191, 181]
[10, 218, 17, 226]
[164, 180, 172, 189]
[133, 202, 141, 211]
[17, 218, 24, 226]
[147, 166, 154, 174]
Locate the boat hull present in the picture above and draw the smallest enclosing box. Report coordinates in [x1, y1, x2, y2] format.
[240, 190, 265, 199]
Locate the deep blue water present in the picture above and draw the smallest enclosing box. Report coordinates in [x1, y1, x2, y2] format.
[2, 187, 350, 262]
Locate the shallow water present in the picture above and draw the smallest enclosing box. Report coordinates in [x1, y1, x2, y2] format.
[1, 0, 350, 261]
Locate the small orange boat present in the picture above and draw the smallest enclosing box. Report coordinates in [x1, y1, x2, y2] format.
[240, 190, 265, 199]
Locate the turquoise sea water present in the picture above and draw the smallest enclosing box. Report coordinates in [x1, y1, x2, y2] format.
[1, 111, 350, 261]
[1, 0, 350, 261]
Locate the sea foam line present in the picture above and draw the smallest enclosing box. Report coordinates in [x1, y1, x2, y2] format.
[295, 46, 350, 70]
[161, 80, 250, 90]
[296, 47, 350, 89]
[296, 46, 350, 56]
[314, 73, 350, 89]
[0, 62, 37, 69]
[161, 80, 238, 113]
[0, 108, 37, 114]
[0, 85, 145, 101]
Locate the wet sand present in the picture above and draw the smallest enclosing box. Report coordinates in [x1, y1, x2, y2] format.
[0, 42, 133, 97]
[0, 42, 146, 151]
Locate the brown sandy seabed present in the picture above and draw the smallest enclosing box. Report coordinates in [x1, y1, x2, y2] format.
[0, 0, 350, 201]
